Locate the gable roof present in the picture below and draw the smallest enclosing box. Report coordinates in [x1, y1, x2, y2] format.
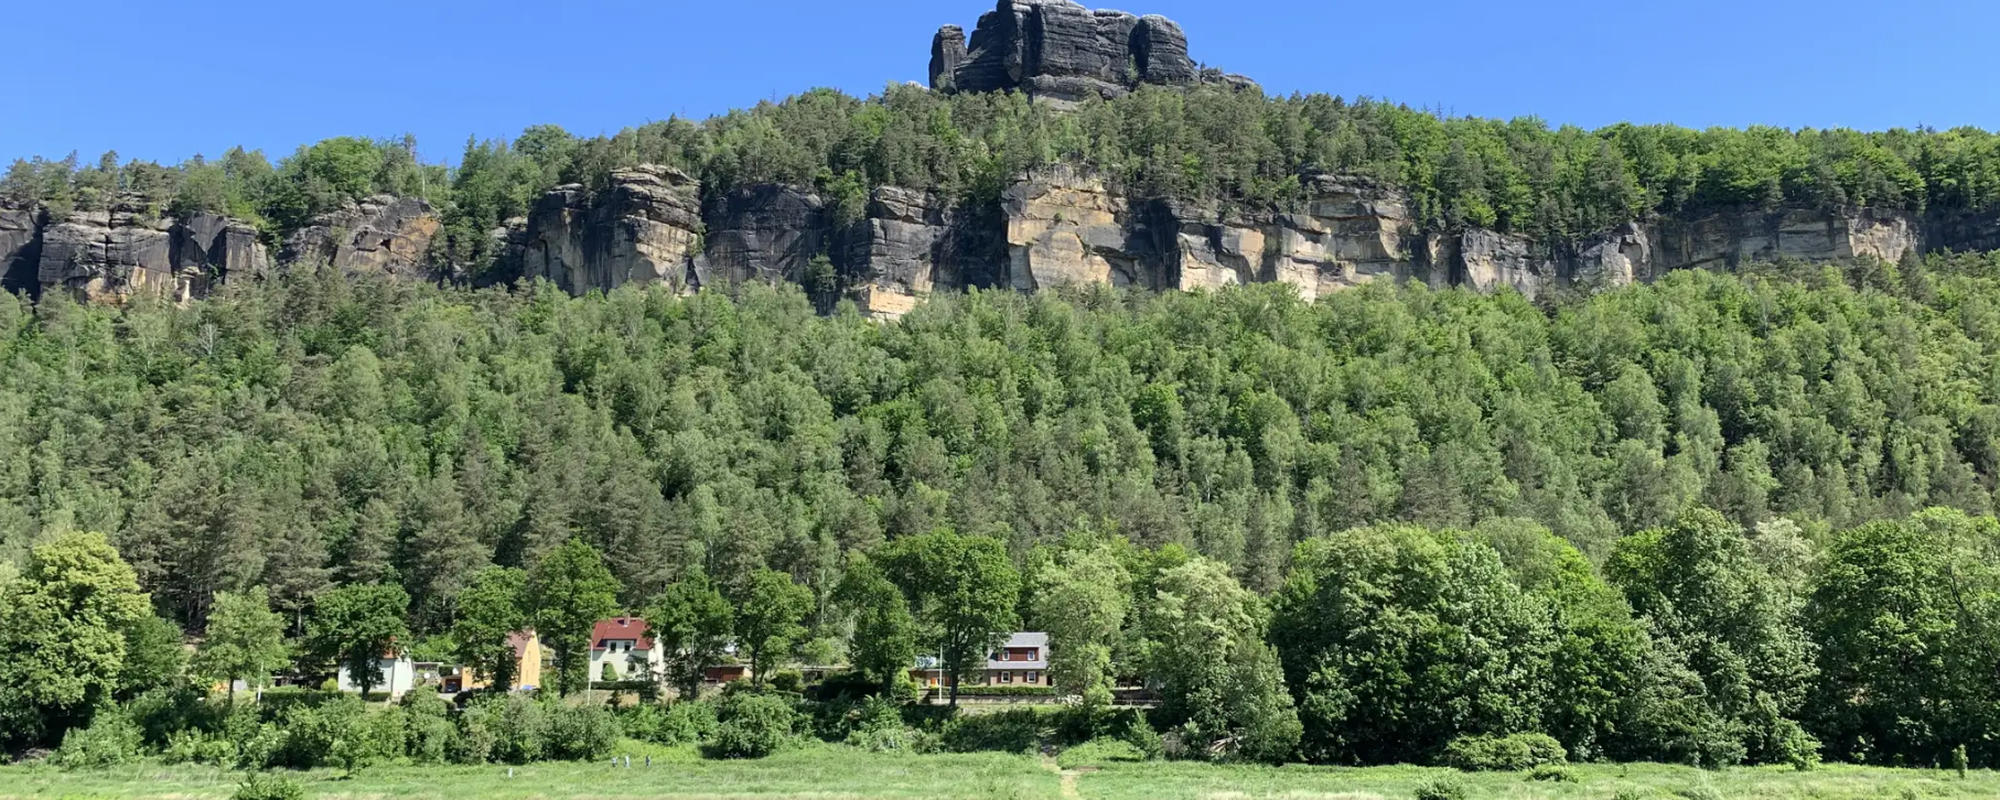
[985, 632, 1049, 671]
[591, 617, 654, 652]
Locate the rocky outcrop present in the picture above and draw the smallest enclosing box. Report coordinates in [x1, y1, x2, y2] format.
[512, 165, 705, 295]
[24, 199, 267, 304]
[1, 205, 43, 296]
[282, 195, 440, 278]
[704, 185, 832, 285]
[1003, 168, 1160, 291]
[934, 0, 1201, 102]
[844, 187, 956, 319]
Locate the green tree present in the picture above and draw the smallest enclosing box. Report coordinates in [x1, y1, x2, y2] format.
[525, 538, 622, 696]
[1146, 556, 1302, 763]
[0, 532, 152, 747]
[1607, 507, 1818, 766]
[644, 576, 736, 700]
[450, 567, 529, 692]
[736, 569, 812, 687]
[877, 530, 1021, 707]
[1805, 509, 2000, 767]
[307, 583, 411, 698]
[1034, 544, 1129, 708]
[193, 587, 290, 702]
[118, 614, 189, 700]
[836, 556, 918, 694]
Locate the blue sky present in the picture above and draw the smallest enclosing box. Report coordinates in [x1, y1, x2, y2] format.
[9, 0, 1997, 167]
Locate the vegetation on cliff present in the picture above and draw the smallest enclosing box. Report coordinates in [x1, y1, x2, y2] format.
[8, 83, 2000, 276]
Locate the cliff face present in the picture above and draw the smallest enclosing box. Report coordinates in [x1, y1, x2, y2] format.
[510, 166, 705, 295]
[281, 195, 441, 279]
[0, 199, 268, 304]
[0, 3, 1990, 313]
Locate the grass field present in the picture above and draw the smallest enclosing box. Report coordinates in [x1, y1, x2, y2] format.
[2, 741, 1996, 800]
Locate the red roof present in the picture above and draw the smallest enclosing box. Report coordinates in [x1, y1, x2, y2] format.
[591, 618, 654, 652]
[508, 630, 537, 658]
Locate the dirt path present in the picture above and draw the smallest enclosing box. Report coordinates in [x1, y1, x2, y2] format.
[1040, 756, 1083, 799]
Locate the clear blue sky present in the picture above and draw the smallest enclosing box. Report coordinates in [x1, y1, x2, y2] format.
[10, 0, 1998, 167]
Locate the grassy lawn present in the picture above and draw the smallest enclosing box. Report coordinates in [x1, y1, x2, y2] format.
[1076, 760, 2000, 800]
[5, 743, 1999, 800]
[0, 742, 1057, 800]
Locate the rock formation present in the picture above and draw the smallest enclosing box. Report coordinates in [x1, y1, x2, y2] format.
[704, 185, 833, 286]
[282, 195, 440, 278]
[933, 0, 1200, 102]
[2, 3, 1993, 315]
[510, 165, 705, 296]
[843, 187, 959, 319]
[4, 197, 267, 304]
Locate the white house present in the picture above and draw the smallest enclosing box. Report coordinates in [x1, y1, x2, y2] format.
[589, 617, 663, 683]
[338, 654, 417, 698]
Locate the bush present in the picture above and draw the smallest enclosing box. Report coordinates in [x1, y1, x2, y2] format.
[52, 709, 143, 768]
[1413, 776, 1469, 800]
[127, 687, 223, 748]
[706, 693, 798, 759]
[840, 696, 927, 753]
[619, 700, 718, 747]
[546, 703, 620, 761]
[940, 708, 1061, 754]
[1443, 733, 1568, 772]
[1057, 737, 1148, 769]
[401, 686, 456, 763]
[1525, 765, 1576, 782]
[161, 729, 237, 766]
[492, 694, 551, 764]
[452, 702, 500, 764]
[231, 773, 305, 800]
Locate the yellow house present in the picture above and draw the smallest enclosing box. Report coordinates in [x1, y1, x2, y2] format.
[461, 630, 543, 692]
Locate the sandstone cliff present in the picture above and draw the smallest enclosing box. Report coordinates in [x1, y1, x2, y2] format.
[0, 198, 268, 304]
[281, 195, 442, 279]
[510, 165, 705, 296]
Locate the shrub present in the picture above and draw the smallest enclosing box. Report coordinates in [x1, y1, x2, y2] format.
[1413, 776, 1468, 800]
[941, 708, 1060, 754]
[401, 686, 456, 763]
[127, 687, 223, 748]
[161, 729, 237, 766]
[621, 700, 718, 747]
[1443, 732, 1568, 772]
[546, 703, 620, 761]
[231, 773, 305, 800]
[452, 702, 500, 765]
[706, 693, 797, 759]
[52, 710, 144, 768]
[1525, 765, 1576, 782]
[492, 694, 551, 764]
[768, 670, 806, 695]
[1057, 737, 1148, 769]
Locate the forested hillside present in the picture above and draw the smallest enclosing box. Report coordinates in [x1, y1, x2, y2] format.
[3, 250, 1998, 624]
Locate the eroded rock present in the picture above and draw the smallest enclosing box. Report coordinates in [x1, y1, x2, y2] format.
[282, 195, 440, 278]
[514, 165, 705, 295]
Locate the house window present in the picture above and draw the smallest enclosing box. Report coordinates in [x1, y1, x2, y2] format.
[1025, 671, 1038, 685]
[1000, 671, 1013, 684]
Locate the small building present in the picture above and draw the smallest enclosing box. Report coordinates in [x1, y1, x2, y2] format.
[704, 664, 753, 685]
[590, 617, 663, 682]
[455, 630, 545, 693]
[338, 653, 417, 698]
[911, 632, 1052, 688]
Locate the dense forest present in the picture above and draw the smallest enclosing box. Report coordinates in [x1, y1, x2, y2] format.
[10, 246, 2000, 770]
[9, 83, 2000, 277]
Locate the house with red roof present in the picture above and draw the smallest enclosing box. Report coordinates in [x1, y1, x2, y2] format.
[590, 616, 662, 683]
